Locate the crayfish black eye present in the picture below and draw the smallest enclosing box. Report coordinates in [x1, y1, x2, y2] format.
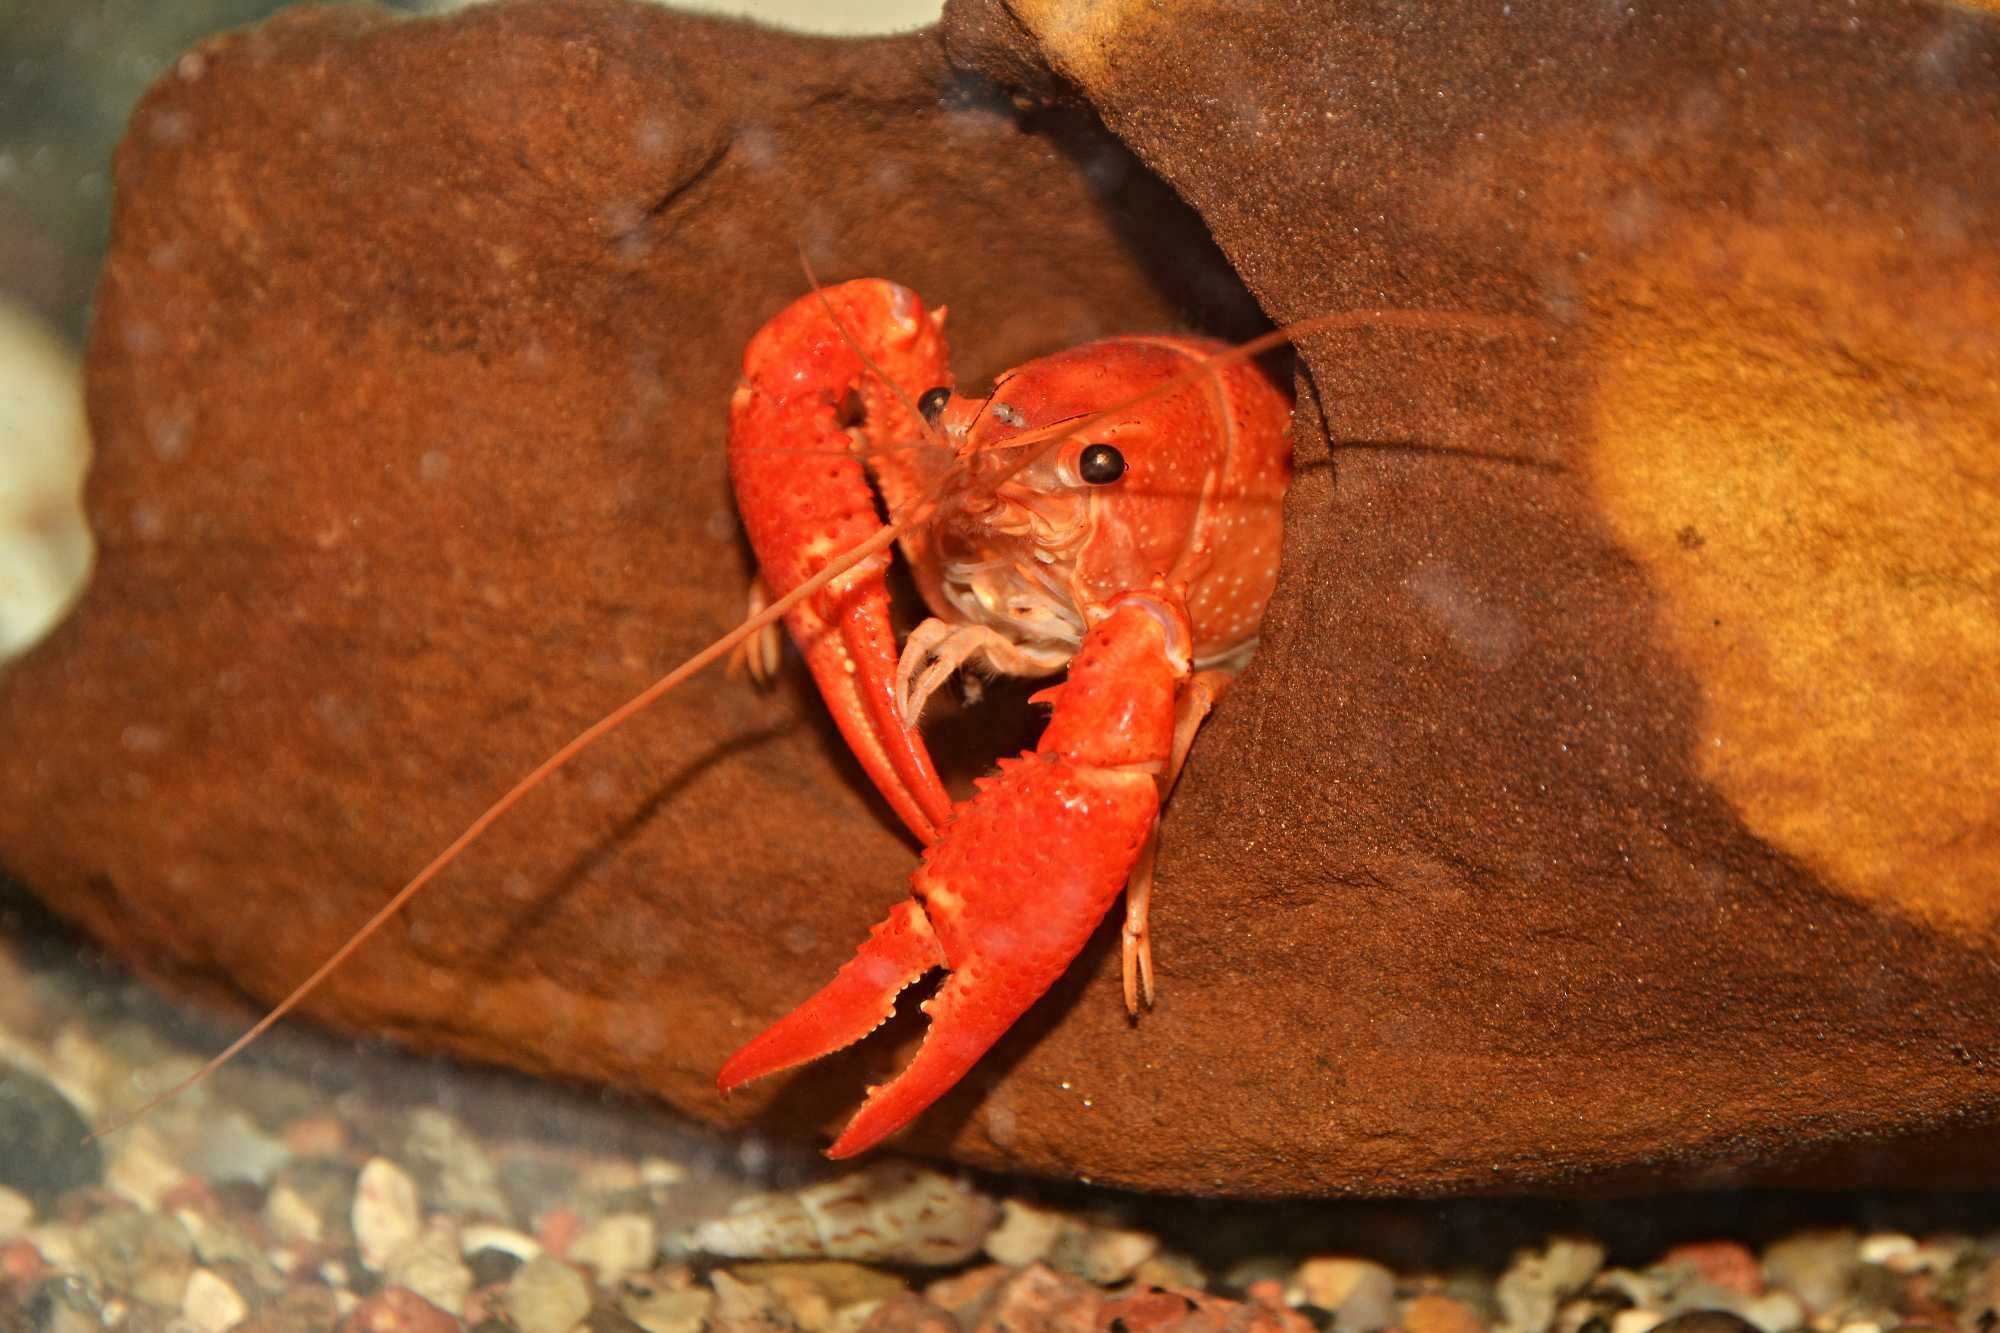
[918, 386, 951, 423]
[1078, 443, 1127, 485]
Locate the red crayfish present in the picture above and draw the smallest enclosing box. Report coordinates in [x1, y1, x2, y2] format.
[716, 279, 1292, 1156]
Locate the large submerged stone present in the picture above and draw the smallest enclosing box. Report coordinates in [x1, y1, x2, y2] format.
[0, 0, 1994, 1194]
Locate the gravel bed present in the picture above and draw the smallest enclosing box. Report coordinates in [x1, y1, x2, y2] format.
[2, 882, 1997, 1333]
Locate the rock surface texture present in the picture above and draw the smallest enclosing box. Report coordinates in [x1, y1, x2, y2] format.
[0, 0, 1996, 1194]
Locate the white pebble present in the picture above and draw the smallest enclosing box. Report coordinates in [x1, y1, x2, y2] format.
[570, 1212, 657, 1283]
[1295, 1256, 1397, 1331]
[353, 1157, 422, 1273]
[389, 1219, 473, 1319]
[0, 1185, 33, 1241]
[263, 1182, 324, 1244]
[191, 1110, 293, 1188]
[28, 1223, 78, 1274]
[1080, 1225, 1159, 1285]
[182, 1268, 248, 1333]
[1856, 1233, 1916, 1269]
[686, 1162, 995, 1266]
[106, 1124, 189, 1209]
[983, 1199, 1064, 1267]
[624, 1283, 714, 1333]
[461, 1223, 543, 1263]
[0, 296, 92, 664]
[507, 1253, 592, 1333]
[1740, 1291, 1807, 1333]
[1611, 1310, 1663, 1333]
[639, 1156, 687, 1189]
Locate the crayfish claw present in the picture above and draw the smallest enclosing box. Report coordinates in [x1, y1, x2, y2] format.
[716, 900, 943, 1095]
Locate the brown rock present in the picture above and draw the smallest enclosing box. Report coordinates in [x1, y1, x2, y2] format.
[2, 0, 1999, 1197]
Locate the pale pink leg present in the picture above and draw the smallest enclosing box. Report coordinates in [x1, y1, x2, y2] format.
[729, 573, 785, 686]
[1121, 669, 1232, 1014]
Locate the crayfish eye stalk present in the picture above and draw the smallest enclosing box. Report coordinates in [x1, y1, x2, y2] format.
[918, 385, 951, 424]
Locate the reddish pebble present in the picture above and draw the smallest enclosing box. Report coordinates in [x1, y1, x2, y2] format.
[1404, 1294, 1489, 1333]
[1101, 1284, 1315, 1333]
[859, 1293, 962, 1333]
[283, 1115, 348, 1158]
[1661, 1241, 1763, 1297]
[159, 1176, 223, 1216]
[536, 1205, 582, 1258]
[339, 1285, 460, 1333]
[0, 1239, 46, 1285]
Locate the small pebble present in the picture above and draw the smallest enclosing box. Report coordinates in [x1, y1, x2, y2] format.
[189, 1110, 292, 1188]
[569, 1211, 657, 1283]
[26, 1273, 103, 1333]
[354, 1156, 423, 1273]
[1406, 1293, 1492, 1333]
[403, 1107, 511, 1219]
[73, 1208, 196, 1308]
[280, 1114, 347, 1158]
[687, 1163, 995, 1267]
[462, 1222, 544, 1264]
[732, 1261, 910, 1316]
[343, 1284, 461, 1333]
[1663, 1243, 1765, 1298]
[983, 1199, 1064, 1267]
[539, 1204, 584, 1257]
[181, 1267, 248, 1333]
[1612, 1310, 1666, 1333]
[1, 1236, 47, 1284]
[264, 1159, 356, 1245]
[174, 1209, 273, 1283]
[508, 1252, 593, 1333]
[713, 1268, 800, 1332]
[1074, 1224, 1158, 1285]
[28, 1221, 78, 1273]
[500, 1153, 582, 1229]
[1649, 1314, 1762, 1333]
[106, 1122, 191, 1210]
[854, 1292, 958, 1333]
[389, 1218, 475, 1318]
[639, 1157, 687, 1190]
[1738, 1290, 1807, 1333]
[1763, 1232, 1860, 1315]
[1295, 1256, 1398, 1332]
[0, 1183, 33, 1240]
[0, 1059, 101, 1207]
[1499, 1239, 1609, 1333]
[1859, 1236, 1918, 1270]
[621, 1273, 714, 1333]
[468, 1244, 528, 1288]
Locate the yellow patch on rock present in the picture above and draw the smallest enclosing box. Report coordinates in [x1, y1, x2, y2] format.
[1007, 0, 1164, 88]
[1591, 219, 2000, 936]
